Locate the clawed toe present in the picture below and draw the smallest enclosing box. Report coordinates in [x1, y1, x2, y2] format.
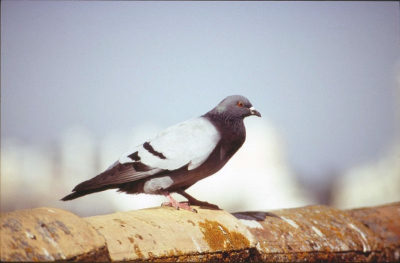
[161, 202, 173, 207]
[161, 201, 197, 213]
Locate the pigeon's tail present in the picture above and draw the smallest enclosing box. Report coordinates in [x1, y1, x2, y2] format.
[60, 162, 154, 201]
[60, 185, 115, 201]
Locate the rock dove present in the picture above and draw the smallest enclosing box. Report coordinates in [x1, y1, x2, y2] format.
[61, 95, 261, 212]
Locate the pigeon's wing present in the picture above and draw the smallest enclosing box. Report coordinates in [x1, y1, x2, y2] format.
[69, 161, 163, 192]
[72, 117, 221, 192]
[120, 117, 221, 171]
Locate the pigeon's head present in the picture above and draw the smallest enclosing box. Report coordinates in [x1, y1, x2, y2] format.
[212, 95, 261, 119]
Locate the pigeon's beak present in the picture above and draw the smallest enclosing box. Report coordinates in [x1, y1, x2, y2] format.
[249, 107, 261, 117]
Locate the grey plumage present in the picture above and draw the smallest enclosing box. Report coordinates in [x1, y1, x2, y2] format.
[61, 95, 261, 212]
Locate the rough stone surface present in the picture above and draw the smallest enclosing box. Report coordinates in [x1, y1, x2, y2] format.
[84, 206, 256, 262]
[233, 203, 400, 262]
[347, 202, 400, 262]
[1, 203, 399, 262]
[1, 207, 110, 262]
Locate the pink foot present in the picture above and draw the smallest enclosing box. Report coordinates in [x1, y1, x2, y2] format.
[161, 201, 197, 213]
[161, 192, 197, 213]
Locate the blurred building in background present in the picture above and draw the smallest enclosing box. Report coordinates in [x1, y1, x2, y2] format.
[332, 71, 400, 209]
[332, 142, 400, 209]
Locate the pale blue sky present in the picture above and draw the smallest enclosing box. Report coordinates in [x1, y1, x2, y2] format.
[2, 1, 399, 181]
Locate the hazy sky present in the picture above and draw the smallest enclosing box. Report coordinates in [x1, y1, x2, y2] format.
[2, 1, 399, 180]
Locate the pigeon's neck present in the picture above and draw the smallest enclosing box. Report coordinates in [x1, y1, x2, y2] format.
[203, 111, 246, 157]
[203, 111, 244, 131]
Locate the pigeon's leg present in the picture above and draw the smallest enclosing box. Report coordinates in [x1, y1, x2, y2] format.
[177, 190, 220, 210]
[161, 191, 197, 213]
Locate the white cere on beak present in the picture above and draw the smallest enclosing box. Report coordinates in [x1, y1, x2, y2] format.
[249, 106, 261, 117]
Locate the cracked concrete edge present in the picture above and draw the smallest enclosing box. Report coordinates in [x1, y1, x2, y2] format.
[233, 202, 400, 262]
[82, 203, 400, 262]
[83, 206, 257, 262]
[1, 207, 111, 262]
[1, 203, 400, 262]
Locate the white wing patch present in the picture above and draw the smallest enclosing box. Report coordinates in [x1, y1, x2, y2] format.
[119, 117, 220, 171]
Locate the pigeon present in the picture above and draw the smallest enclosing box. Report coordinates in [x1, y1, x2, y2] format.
[61, 95, 261, 212]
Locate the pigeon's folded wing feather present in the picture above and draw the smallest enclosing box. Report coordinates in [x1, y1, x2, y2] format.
[120, 117, 221, 171]
[73, 117, 220, 192]
[72, 162, 162, 191]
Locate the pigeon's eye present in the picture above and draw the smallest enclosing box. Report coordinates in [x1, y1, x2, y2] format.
[237, 101, 244, 108]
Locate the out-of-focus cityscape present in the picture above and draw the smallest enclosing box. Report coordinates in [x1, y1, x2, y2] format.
[1, 1, 400, 217]
[2, 109, 400, 217]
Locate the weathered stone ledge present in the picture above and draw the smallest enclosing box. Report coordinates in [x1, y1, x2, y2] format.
[1, 202, 399, 262]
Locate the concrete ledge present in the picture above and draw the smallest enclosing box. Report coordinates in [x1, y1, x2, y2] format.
[85, 206, 256, 262]
[1, 203, 399, 262]
[1, 207, 110, 261]
[233, 205, 389, 262]
[347, 203, 400, 262]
